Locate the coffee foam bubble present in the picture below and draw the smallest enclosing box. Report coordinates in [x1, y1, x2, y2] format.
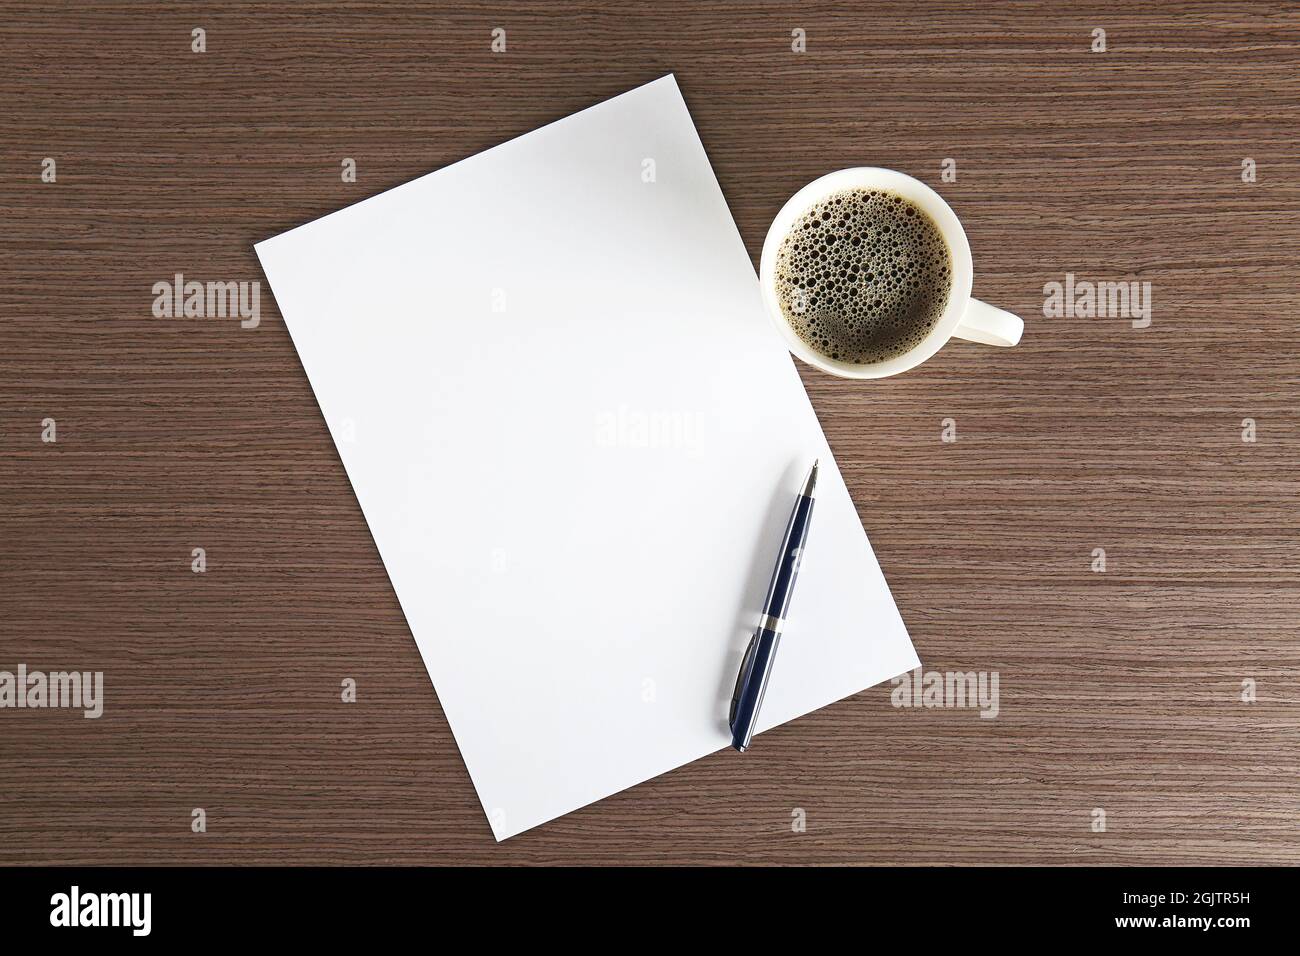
[775, 187, 952, 365]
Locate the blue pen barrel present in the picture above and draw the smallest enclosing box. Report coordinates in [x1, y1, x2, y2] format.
[762, 494, 814, 621]
[729, 627, 782, 752]
[729, 473, 816, 753]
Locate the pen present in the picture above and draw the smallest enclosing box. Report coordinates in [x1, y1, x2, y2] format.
[728, 459, 818, 752]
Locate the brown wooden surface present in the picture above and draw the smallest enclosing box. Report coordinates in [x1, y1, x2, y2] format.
[1, 1, 1297, 865]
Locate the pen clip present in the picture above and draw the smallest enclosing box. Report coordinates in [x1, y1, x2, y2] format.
[728, 631, 760, 730]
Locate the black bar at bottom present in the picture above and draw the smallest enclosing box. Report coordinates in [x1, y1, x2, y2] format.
[0, 865, 1280, 941]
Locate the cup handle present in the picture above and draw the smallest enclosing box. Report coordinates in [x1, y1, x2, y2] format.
[953, 298, 1023, 347]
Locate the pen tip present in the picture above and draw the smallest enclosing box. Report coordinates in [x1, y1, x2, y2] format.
[802, 460, 819, 498]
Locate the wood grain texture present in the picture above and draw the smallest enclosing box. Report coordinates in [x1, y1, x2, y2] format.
[1, 1, 1297, 865]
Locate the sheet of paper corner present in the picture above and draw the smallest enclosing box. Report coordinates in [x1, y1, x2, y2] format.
[255, 74, 920, 841]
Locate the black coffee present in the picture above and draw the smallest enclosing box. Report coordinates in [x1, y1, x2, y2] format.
[775, 187, 952, 365]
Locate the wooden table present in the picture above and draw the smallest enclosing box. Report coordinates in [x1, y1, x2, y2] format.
[2, 1, 1297, 865]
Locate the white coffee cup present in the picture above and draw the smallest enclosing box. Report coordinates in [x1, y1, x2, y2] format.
[759, 167, 1023, 379]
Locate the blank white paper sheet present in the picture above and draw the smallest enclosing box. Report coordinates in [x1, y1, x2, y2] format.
[255, 75, 919, 840]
